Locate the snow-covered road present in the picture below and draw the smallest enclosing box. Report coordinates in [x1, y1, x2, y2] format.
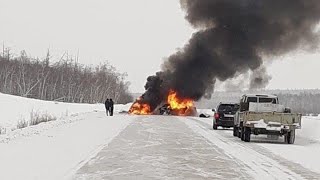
[73, 115, 320, 180]
[74, 115, 249, 179]
[1, 110, 320, 180]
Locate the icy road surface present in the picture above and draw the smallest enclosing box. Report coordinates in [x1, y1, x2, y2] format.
[73, 115, 320, 180]
[1, 109, 320, 180]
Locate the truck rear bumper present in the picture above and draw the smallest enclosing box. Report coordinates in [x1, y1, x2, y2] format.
[250, 128, 290, 136]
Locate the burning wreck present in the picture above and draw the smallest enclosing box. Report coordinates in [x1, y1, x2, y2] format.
[130, 0, 320, 116]
[129, 90, 197, 116]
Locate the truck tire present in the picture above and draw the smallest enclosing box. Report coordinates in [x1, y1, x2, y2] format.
[237, 126, 241, 138]
[285, 130, 295, 144]
[244, 127, 251, 142]
[233, 126, 238, 137]
[240, 122, 245, 141]
[241, 128, 245, 141]
[213, 123, 218, 130]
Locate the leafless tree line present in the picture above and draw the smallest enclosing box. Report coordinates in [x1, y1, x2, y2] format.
[278, 93, 320, 115]
[0, 49, 133, 104]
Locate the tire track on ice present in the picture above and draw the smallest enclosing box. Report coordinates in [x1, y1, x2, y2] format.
[74, 115, 251, 179]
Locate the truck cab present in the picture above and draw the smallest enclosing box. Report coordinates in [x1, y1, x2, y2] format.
[239, 94, 279, 112]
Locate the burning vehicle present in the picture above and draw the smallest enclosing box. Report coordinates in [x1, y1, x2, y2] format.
[129, 90, 197, 116]
[128, 97, 152, 115]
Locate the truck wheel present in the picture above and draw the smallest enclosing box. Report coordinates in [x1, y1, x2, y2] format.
[241, 128, 245, 141]
[240, 123, 245, 141]
[244, 127, 251, 142]
[284, 133, 288, 143]
[233, 126, 238, 137]
[286, 130, 295, 144]
[237, 126, 241, 138]
[213, 124, 218, 130]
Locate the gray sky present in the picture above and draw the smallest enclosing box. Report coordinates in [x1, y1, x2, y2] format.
[1, 0, 319, 92]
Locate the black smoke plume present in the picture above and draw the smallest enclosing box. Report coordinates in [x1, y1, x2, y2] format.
[135, 0, 320, 111]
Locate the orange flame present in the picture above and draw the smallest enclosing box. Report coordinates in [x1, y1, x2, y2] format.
[167, 90, 194, 115]
[129, 98, 151, 115]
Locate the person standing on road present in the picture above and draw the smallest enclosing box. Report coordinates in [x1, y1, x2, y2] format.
[109, 98, 114, 116]
[105, 99, 110, 116]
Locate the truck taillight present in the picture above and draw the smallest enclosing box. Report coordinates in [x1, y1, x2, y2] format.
[214, 113, 220, 120]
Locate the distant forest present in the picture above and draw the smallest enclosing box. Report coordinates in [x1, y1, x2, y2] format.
[196, 90, 320, 115]
[278, 93, 320, 115]
[0, 48, 133, 104]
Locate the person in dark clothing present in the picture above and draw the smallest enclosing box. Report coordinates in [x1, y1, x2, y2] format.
[109, 99, 114, 116]
[105, 99, 110, 116]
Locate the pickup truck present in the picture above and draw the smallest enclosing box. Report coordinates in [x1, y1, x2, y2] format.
[234, 94, 302, 144]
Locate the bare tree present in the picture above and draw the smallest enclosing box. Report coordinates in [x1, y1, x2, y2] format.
[0, 49, 133, 104]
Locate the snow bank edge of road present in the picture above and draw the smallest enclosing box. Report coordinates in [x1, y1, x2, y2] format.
[0, 112, 135, 180]
[0, 92, 132, 135]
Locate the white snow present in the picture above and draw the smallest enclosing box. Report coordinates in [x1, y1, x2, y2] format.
[247, 119, 267, 128]
[247, 120, 283, 131]
[196, 108, 214, 117]
[0, 92, 131, 132]
[297, 116, 320, 141]
[0, 93, 134, 180]
[0, 112, 133, 180]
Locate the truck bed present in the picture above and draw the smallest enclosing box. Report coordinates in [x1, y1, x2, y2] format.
[240, 111, 302, 129]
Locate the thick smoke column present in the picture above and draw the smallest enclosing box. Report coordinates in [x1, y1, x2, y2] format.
[136, 0, 320, 111]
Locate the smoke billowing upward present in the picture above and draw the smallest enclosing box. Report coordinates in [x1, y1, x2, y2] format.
[136, 0, 320, 112]
[249, 67, 272, 90]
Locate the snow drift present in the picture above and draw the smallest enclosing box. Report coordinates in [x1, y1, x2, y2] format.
[0, 93, 131, 133]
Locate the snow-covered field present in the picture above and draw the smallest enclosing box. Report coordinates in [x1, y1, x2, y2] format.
[0, 93, 130, 131]
[0, 93, 133, 180]
[1, 93, 320, 179]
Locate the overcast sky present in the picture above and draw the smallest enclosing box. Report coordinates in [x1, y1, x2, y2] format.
[1, 0, 319, 93]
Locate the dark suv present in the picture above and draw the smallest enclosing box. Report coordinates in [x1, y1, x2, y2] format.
[213, 103, 240, 130]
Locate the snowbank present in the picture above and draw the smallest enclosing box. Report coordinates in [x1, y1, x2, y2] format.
[0, 93, 134, 179]
[0, 93, 131, 132]
[298, 116, 320, 141]
[0, 111, 134, 180]
[197, 109, 214, 117]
